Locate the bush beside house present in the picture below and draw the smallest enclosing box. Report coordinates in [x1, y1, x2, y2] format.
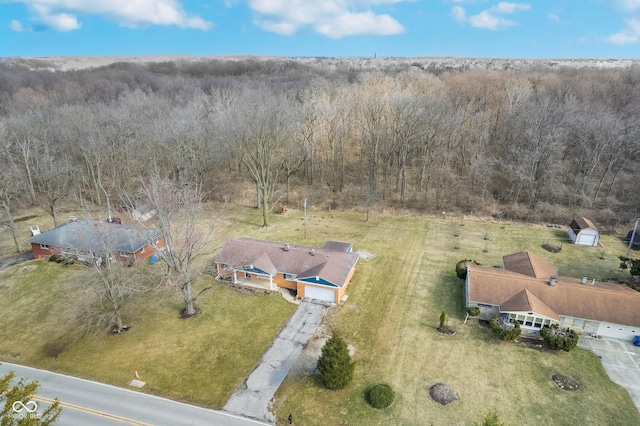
[540, 324, 579, 352]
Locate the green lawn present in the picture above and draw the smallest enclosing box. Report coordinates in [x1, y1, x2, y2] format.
[0, 258, 296, 408]
[271, 212, 640, 425]
[1, 206, 638, 424]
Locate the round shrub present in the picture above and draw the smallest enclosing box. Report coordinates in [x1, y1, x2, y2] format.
[367, 383, 395, 409]
[489, 315, 521, 341]
[540, 324, 579, 352]
[455, 259, 480, 280]
[466, 306, 481, 317]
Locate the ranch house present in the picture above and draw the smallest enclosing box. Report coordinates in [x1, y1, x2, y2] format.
[28, 219, 163, 264]
[466, 251, 640, 341]
[215, 238, 359, 304]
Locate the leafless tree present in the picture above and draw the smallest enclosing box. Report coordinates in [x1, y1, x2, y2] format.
[134, 176, 215, 317]
[0, 128, 25, 252]
[224, 88, 297, 227]
[69, 221, 156, 334]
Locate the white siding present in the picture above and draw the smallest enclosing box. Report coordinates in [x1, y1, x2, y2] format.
[597, 322, 640, 341]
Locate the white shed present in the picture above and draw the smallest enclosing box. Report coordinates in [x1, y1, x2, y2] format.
[568, 217, 599, 247]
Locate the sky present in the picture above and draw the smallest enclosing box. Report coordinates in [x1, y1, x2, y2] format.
[0, 1, 639, 59]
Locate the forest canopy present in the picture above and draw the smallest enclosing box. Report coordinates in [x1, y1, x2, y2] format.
[1, 57, 638, 227]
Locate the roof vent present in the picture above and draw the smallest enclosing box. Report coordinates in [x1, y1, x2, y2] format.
[283, 243, 290, 252]
[549, 276, 557, 286]
[310, 249, 315, 256]
[581, 276, 587, 284]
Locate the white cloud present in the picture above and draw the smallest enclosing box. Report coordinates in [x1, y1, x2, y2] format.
[608, 18, 640, 44]
[9, 20, 24, 32]
[548, 13, 560, 22]
[452, 2, 530, 30]
[248, 0, 407, 38]
[316, 11, 405, 38]
[614, 0, 640, 12]
[11, 0, 213, 31]
[39, 12, 81, 31]
[452, 6, 466, 23]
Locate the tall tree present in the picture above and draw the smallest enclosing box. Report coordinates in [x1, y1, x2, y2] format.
[225, 88, 296, 227]
[135, 176, 214, 317]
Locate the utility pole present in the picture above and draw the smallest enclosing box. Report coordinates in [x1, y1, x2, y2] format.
[626, 217, 639, 258]
[303, 197, 307, 240]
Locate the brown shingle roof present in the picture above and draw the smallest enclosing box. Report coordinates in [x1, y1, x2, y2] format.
[570, 217, 597, 233]
[499, 289, 560, 321]
[503, 251, 557, 279]
[468, 264, 640, 327]
[215, 238, 359, 288]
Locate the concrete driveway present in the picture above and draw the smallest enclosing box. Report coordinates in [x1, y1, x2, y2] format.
[223, 300, 328, 424]
[579, 336, 640, 412]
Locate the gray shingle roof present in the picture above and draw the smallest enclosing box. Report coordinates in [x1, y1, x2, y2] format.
[28, 221, 161, 254]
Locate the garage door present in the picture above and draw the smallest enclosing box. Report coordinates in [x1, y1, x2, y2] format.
[577, 234, 597, 246]
[304, 285, 335, 303]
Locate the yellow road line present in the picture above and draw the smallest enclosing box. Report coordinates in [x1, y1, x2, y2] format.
[33, 395, 155, 426]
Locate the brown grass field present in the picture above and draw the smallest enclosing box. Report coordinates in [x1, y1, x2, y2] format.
[1, 205, 639, 425]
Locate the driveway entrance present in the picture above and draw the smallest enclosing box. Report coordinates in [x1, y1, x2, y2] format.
[579, 336, 640, 412]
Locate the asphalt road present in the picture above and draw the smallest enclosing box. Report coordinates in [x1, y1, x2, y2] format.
[0, 362, 269, 426]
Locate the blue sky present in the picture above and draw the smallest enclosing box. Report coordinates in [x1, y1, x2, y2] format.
[1, 1, 639, 59]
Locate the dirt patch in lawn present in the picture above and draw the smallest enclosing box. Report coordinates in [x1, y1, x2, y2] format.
[436, 326, 456, 335]
[552, 374, 581, 391]
[542, 243, 562, 253]
[429, 383, 459, 405]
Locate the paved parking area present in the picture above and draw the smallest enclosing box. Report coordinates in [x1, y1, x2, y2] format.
[579, 336, 640, 412]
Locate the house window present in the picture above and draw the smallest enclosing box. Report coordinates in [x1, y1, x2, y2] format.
[284, 273, 296, 280]
[40, 244, 49, 250]
[525, 316, 534, 327]
[573, 319, 585, 329]
[534, 318, 543, 329]
[140, 247, 145, 254]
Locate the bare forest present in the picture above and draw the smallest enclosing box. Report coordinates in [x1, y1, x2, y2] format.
[1, 57, 639, 230]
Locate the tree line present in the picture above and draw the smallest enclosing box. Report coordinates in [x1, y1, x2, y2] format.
[1, 58, 639, 232]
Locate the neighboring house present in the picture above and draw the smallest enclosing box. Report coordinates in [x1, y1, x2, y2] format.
[466, 251, 640, 341]
[625, 230, 640, 249]
[568, 217, 599, 246]
[215, 238, 359, 304]
[132, 204, 156, 222]
[28, 219, 163, 264]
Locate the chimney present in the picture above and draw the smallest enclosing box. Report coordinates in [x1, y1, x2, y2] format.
[283, 243, 290, 252]
[549, 276, 557, 286]
[581, 276, 587, 284]
[310, 249, 315, 256]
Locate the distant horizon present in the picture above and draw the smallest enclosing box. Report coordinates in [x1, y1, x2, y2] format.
[1, 1, 639, 60]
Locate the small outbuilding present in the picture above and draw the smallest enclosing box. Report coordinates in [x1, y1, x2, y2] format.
[568, 217, 599, 247]
[626, 230, 640, 250]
